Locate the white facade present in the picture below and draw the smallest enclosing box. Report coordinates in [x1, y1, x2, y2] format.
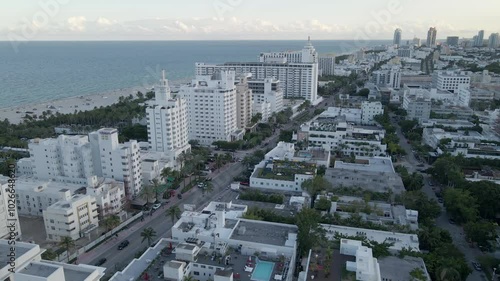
[0, 176, 21, 240]
[179, 71, 238, 145]
[89, 128, 142, 198]
[457, 86, 471, 107]
[146, 70, 191, 165]
[235, 75, 253, 129]
[397, 46, 413, 58]
[341, 239, 382, 281]
[252, 101, 271, 123]
[43, 194, 99, 241]
[432, 71, 471, 93]
[371, 68, 401, 89]
[295, 119, 387, 157]
[361, 101, 384, 125]
[248, 77, 284, 116]
[0, 240, 105, 281]
[85, 179, 126, 218]
[402, 88, 431, 122]
[318, 55, 335, 76]
[195, 41, 319, 102]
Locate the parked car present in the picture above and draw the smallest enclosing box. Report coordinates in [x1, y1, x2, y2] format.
[428, 181, 434, 186]
[152, 203, 161, 210]
[177, 193, 183, 199]
[240, 182, 249, 186]
[118, 240, 130, 250]
[472, 262, 482, 271]
[95, 258, 107, 266]
[448, 218, 456, 224]
[438, 198, 444, 203]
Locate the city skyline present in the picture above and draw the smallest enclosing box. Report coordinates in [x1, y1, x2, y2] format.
[2, 0, 499, 41]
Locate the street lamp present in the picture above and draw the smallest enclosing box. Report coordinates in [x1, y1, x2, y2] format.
[492, 267, 497, 281]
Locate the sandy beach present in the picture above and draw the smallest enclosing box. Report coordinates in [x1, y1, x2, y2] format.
[0, 86, 149, 125]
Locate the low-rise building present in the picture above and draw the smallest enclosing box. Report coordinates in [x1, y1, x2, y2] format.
[316, 194, 418, 231]
[402, 87, 431, 122]
[361, 101, 384, 125]
[340, 239, 382, 281]
[420, 119, 476, 129]
[43, 194, 99, 241]
[432, 71, 471, 93]
[325, 157, 405, 194]
[378, 256, 431, 281]
[294, 116, 387, 157]
[249, 143, 318, 192]
[422, 128, 486, 149]
[0, 239, 105, 281]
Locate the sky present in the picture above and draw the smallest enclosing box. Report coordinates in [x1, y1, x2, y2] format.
[1, 0, 499, 41]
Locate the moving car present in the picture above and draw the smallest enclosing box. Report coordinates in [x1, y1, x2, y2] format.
[95, 258, 107, 266]
[152, 203, 161, 210]
[177, 193, 183, 199]
[118, 240, 130, 250]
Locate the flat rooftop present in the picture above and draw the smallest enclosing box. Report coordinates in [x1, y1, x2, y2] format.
[230, 220, 297, 247]
[333, 157, 395, 173]
[19, 263, 59, 277]
[47, 194, 92, 210]
[0, 241, 36, 266]
[378, 256, 430, 281]
[15, 177, 86, 194]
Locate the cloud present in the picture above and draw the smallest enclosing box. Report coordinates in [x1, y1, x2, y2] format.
[67, 16, 87, 31]
[96, 17, 116, 26]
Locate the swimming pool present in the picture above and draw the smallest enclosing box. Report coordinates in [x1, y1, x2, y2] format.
[251, 260, 275, 281]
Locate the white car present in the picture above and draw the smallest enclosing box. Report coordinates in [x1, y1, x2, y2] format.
[152, 203, 161, 210]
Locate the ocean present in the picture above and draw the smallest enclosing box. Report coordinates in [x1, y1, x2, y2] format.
[0, 40, 390, 108]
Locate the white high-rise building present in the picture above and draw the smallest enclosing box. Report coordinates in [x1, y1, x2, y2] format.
[89, 128, 142, 198]
[475, 30, 485, 47]
[195, 39, 319, 102]
[432, 71, 471, 93]
[0, 176, 21, 240]
[43, 194, 98, 241]
[179, 71, 239, 145]
[457, 85, 471, 107]
[318, 55, 335, 76]
[146, 70, 190, 162]
[235, 74, 254, 129]
[393, 28, 402, 47]
[248, 77, 284, 116]
[426, 27, 437, 47]
[489, 33, 500, 48]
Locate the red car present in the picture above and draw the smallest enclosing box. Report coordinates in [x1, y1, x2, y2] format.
[240, 182, 249, 186]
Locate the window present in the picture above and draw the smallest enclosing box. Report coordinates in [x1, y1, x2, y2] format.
[193, 271, 200, 276]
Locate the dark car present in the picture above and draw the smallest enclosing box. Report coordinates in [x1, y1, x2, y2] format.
[438, 198, 444, 203]
[448, 218, 456, 224]
[177, 193, 183, 199]
[95, 258, 107, 266]
[472, 262, 482, 271]
[118, 240, 130, 250]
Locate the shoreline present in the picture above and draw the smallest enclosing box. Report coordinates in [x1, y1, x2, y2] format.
[0, 86, 149, 125]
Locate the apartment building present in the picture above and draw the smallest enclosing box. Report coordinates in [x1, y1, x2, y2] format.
[294, 116, 387, 157]
[0, 239, 105, 281]
[195, 40, 319, 102]
[371, 67, 401, 89]
[0, 176, 21, 240]
[179, 71, 239, 145]
[248, 77, 284, 115]
[318, 55, 335, 76]
[43, 194, 98, 241]
[145, 70, 191, 165]
[402, 87, 431, 122]
[432, 71, 471, 93]
[235, 74, 254, 129]
[361, 101, 384, 125]
[89, 128, 142, 198]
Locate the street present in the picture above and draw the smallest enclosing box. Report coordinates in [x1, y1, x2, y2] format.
[392, 115, 486, 281]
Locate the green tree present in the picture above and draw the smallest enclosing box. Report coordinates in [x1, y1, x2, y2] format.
[139, 184, 155, 204]
[103, 214, 121, 231]
[398, 191, 441, 224]
[140, 227, 157, 247]
[464, 220, 496, 247]
[166, 205, 182, 223]
[251, 113, 263, 124]
[202, 182, 214, 195]
[296, 208, 325, 255]
[466, 180, 500, 220]
[59, 236, 75, 262]
[443, 189, 478, 223]
[409, 268, 427, 281]
[41, 249, 57, 261]
[314, 197, 331, 211]
[301, 175, 332, 198]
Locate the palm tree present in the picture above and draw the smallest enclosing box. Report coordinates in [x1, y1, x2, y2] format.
[215, 154, 225, 170]
[139, 184, 155, 204]
[166, 205, 182, 223]
[140, 227, 157, 247]
[160, 167, 172, 183]
[59, 236, 75, 262]
[202, 182, 214, 195]
[103, 214, 121, 231]
[183, 275, 196, 281]
[150, 178, 163, 203]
